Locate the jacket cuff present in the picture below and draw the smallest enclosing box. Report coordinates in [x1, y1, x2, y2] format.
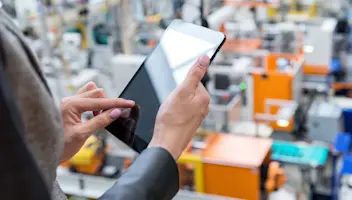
[133, 147, 180, 200]
[100, 147, 179, 200]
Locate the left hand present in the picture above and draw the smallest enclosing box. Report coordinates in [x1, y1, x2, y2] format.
[60, 82, 135, 162]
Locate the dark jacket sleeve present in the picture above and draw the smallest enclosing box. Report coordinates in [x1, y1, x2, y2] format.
[99, 147, 179, 200]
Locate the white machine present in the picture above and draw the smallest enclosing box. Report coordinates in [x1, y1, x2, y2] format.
[339, 175, 352, 200]
[207, 5, 234, 31]
[261, 22, 300, 53]
[45, 67, 100, 106]
[182, 0, 223, 26]
[225, 19, 258, 39]
[304, 18, 337, 67]
[208, 57, 253, 85]
[111, 54, 146, 96]
[307, 99, 343, 144]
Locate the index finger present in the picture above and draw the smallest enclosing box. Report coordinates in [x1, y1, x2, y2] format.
[76, 82, 97, 95]
[73, 98, 135, 112]
[182, 56, 210, 90]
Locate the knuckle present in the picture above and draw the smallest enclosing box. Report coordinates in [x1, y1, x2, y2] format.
[192, 70, 203, 81]
[200, 93, 210, 105]
[97, 115, 111, 126]
[188, 67, 201, 80]
[61, 97, 71, 103]
[60, 97, 74, 112]
[72, 127, 86, 141]
[87, 82, 97, 90]
[95, 88, 105, 97]
[177, 87, 189, 98]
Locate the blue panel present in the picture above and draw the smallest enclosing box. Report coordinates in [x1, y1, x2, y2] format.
[272, 141, 329, 167]
[330, 59, 342, 73]
[341, 154, 352, 175]
[333, 133, 352, 153]
[343, 109, 352, 133]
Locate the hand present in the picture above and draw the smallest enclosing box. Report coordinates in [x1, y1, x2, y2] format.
[149, 56, 210, 160]
[60, 82, 135, 162]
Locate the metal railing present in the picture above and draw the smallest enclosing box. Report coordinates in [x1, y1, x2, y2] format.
[174, 190, 240, 200]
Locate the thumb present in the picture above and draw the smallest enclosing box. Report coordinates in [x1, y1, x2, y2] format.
[182, 56, 210, 90]
[82, 108, 121, 134]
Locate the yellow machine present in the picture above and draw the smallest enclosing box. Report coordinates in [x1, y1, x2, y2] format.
[61, 135, 106, 175]
[66, 7, 90, 49]
[223, 0, 278, 24]
[288, 0, 318, 19]
[72, 22, 89, 49]
[177, 132, 285, 200]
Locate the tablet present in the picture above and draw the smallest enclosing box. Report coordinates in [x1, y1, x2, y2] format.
[110, 19, 225, 152]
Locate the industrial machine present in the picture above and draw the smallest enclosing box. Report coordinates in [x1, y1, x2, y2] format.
[331, 132, 352, 200]
[224, 0, 279, 22]
[247, 52, 304, 132]
[261, 22, 301, 54]
[339, 175, 352, 200]
[110, 54, 146, 96]
[303, 18, 338, 77]
[307, 99, 343, 143]
[208, 57, 254, 84]
[265, 161, 287, 194]
[202, 90, 242, 132]
[61, 135, 107, 175]
[60, 132, 131, 179]
[272, 140, 330, 199]
[287, 0, 318, 21]
[177, 132, 287, 200]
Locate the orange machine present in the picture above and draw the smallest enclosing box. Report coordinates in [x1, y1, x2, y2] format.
[333, 82, 352, 91]
[303, 64, 329, 75]
[265, 161, 287, 193]
[248, 53, 304, 132]
[222, 38, 262, 53]
[178, 133, 273, 200]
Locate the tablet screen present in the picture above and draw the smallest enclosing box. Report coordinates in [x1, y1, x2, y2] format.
[160, 28, 217, 85]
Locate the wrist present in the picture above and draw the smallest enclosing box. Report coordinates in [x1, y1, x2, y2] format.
[148, 139, 181, 160]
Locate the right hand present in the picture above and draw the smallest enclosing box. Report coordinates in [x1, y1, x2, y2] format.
[60, 82, 135, 162]
[149, 56, 211, 160]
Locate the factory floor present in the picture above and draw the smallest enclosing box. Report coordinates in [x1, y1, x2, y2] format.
[103, 66, 301, 199]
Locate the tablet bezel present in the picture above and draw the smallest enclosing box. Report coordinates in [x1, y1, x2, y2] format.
[169, 19, 226, 51]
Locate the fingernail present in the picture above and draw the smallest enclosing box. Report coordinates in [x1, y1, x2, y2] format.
[198, 56, 209, 68]
[88, 82, 96, 89]
[127, 100, 135, 105]
[110, 109, 121, 120]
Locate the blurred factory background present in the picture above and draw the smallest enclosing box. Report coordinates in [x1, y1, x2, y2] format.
[5, 0, 352, 199]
